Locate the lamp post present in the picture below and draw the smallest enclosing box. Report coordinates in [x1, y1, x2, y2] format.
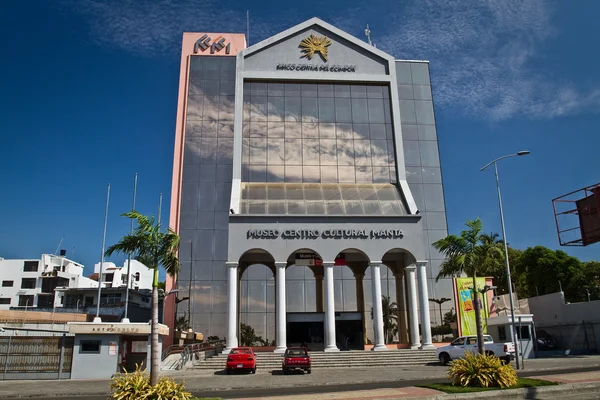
[429, 297, 451, 341]
[481, 150, 530, 370]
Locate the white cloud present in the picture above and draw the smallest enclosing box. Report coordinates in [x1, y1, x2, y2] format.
[65, 0, 600, 120]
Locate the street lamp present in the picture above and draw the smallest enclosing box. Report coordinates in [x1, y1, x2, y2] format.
[481, 150, 530, 370]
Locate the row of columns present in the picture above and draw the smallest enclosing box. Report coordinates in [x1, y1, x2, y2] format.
[224, 261, 434, 353]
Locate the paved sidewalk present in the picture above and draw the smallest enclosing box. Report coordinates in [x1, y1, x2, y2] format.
[0, 355, 598, 398]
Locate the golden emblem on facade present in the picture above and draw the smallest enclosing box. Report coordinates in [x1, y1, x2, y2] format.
[299, 34, 332, 62]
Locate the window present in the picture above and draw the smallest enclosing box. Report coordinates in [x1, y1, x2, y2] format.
[467, 337, 477, 345]
[452, 337, 465, 346]
[498, 326, 507, 341]
[18, 295, 34, 307]
[0, 298, 10, 305]
[103, 273, 114, 283]
[21, 278, 36, 289]
[484, 335, 493, 342]
[79, 340, 101, 354]
[84, 296, 94, 306]
[516, 326, 531, 340]
[2, 281, 13, 287]
[135, 272, 140, 282]
[23, 261, 39, 272]
[100, 293, 121, 305]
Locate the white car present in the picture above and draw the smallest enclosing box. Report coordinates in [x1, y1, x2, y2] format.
[436, 335, 515, 365]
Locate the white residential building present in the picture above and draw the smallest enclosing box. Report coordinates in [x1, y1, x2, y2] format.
[0, 252, 98, 310]
[93, 259, 152, 291]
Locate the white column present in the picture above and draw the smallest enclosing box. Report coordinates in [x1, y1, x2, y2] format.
[405, 265, 420, 349]
[224, 262, 238, 354]
[417, 261, 435, 349]
[323, 262, 339, 352]
[274, 262, 287, 353]
[370, 263, 388, 351]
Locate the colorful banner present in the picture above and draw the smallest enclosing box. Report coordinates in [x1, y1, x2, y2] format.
[456, 277, 488, 336]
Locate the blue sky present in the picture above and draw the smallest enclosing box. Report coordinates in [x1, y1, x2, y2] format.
[1, 0, 599, 277]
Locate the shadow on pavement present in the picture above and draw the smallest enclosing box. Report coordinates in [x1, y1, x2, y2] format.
[524, 386, 539, 399]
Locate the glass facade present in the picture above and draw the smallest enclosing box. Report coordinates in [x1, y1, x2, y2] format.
[173, 30, 449, 344]
[178, 56, 236, 338]
[396, 61, 450, 325]
[242, 82, 396, 185]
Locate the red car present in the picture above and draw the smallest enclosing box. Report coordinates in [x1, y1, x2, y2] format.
[282, 347, 311, 374]
[226, 347, 257, 374]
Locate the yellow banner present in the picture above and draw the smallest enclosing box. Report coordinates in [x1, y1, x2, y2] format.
[456, 277, 488, 336]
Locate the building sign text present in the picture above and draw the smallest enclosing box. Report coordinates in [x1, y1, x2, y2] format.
[247, 229, 403, 240]
[276, 64, 356, 72]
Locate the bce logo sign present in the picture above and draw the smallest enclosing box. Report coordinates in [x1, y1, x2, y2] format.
[194, 34, 231, 55]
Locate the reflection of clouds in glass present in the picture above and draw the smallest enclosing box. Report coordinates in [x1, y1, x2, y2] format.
[243, 82, 396, 184]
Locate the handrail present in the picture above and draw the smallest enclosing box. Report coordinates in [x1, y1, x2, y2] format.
[172, 341, 226, 370]
[161, 340, 226, 362]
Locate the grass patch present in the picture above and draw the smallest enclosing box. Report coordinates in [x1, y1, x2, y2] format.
[419, 378, 558, 394]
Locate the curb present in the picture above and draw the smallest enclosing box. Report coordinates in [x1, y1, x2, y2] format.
[418, 381, 600, 400]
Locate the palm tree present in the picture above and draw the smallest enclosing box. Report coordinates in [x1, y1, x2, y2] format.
[381, 295, 398, 343]
[105, 211, 180, 385]
[433, 218, 504, 354]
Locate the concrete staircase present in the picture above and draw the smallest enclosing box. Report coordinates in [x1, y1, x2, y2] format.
[188, 349, 438, 371]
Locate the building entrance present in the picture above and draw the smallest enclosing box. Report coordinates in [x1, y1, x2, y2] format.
[287, 312, 364, 351]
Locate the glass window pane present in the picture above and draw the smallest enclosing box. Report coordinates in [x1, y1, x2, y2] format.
[285, 166, 302, 182]
[403, 140, 421, 166]
[351, 99, 369, 123]
[249, 138, 267, 164]
[415, 100, 435, 124]
[319, 139, 337, 165]
[303, 185, 322, 200]
[413, 85, 432, 100]
[338, 166, 355, 183]
[285, 122, 302, 138]
[336, 139, 354, 166]
[399, 100, 417, 124]
[285, 83, 301, 97]
[334, 98, 352, 123]
[319, 123, 336, 138]
[318, 84, 335, 97]
[423, 184, 445, 211]
[344, 201, 364, 215]
[303, 140, 320, 165]
[353, 140, 370, 165]
[368, 98, 385, 123]
[306, 201, 325, 214]
[356, 166, 373, 183]
[326, 201, 345, 214]
[288, 201, 307, 214]
[303, 166, 320, 182]
[350, 85, 367, 98]
[397, 85, 414, 100]
[334, 84, 351, 98]
[419, 141, 440, 167]
[286, 185, 304, 200]
[249, 121, 267, 138]
[369, 124, 386, 140]
[322, 186, 341, 201]
[268, 82, 285, 96]
[320, 165, 338, 182]
[363, 201, 383, 215]
[267, 200, 286, 214]
[318, 98, 335, 123]
[302, 97, 318, 122]
[268, 121, 285, 138]
[353, 123, 370, 139]
[406, 166, 423, 183]
[301, 84, 318, 97]
[366, 86, 383, 99]
[401, 125, 418, 141]
[248, 200, 266, 214]
[267, 185, 285, 199]
[284, 139, 302, 165]
[418, 125, 437, 140]
[422, 166, 442, 184]
[268, 97, 285, 121]
[340, 185, 360, 200]
[410, 63, 431, 85]
[376, 186, 400, 201]
[284, 97, 302, 122]
[372, 166, 390, 183]
[302, 122, 318, 138]
[396, 62, 412, 84]
[250, 96, 267, 121]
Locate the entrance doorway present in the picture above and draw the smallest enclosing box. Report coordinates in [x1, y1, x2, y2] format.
[287, 312, 364, 351]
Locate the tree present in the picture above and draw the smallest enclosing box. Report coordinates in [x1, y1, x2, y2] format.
[381, 295, 398, 343]
[513, 246, 583, 302]
[240, 323, 271, 346]
[174, 314, 190, 331]
[433, 218, 504, 354]
[105, 211, 180, 385]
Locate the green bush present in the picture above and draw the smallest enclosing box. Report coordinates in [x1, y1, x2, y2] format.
[109, 365, 193, 400]
[448, 352, 518, 388]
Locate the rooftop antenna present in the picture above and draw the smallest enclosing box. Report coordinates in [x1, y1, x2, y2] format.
[246, 10, 250, 46]
[54, 237, 64, 256]
[365, 24, 372, 46]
